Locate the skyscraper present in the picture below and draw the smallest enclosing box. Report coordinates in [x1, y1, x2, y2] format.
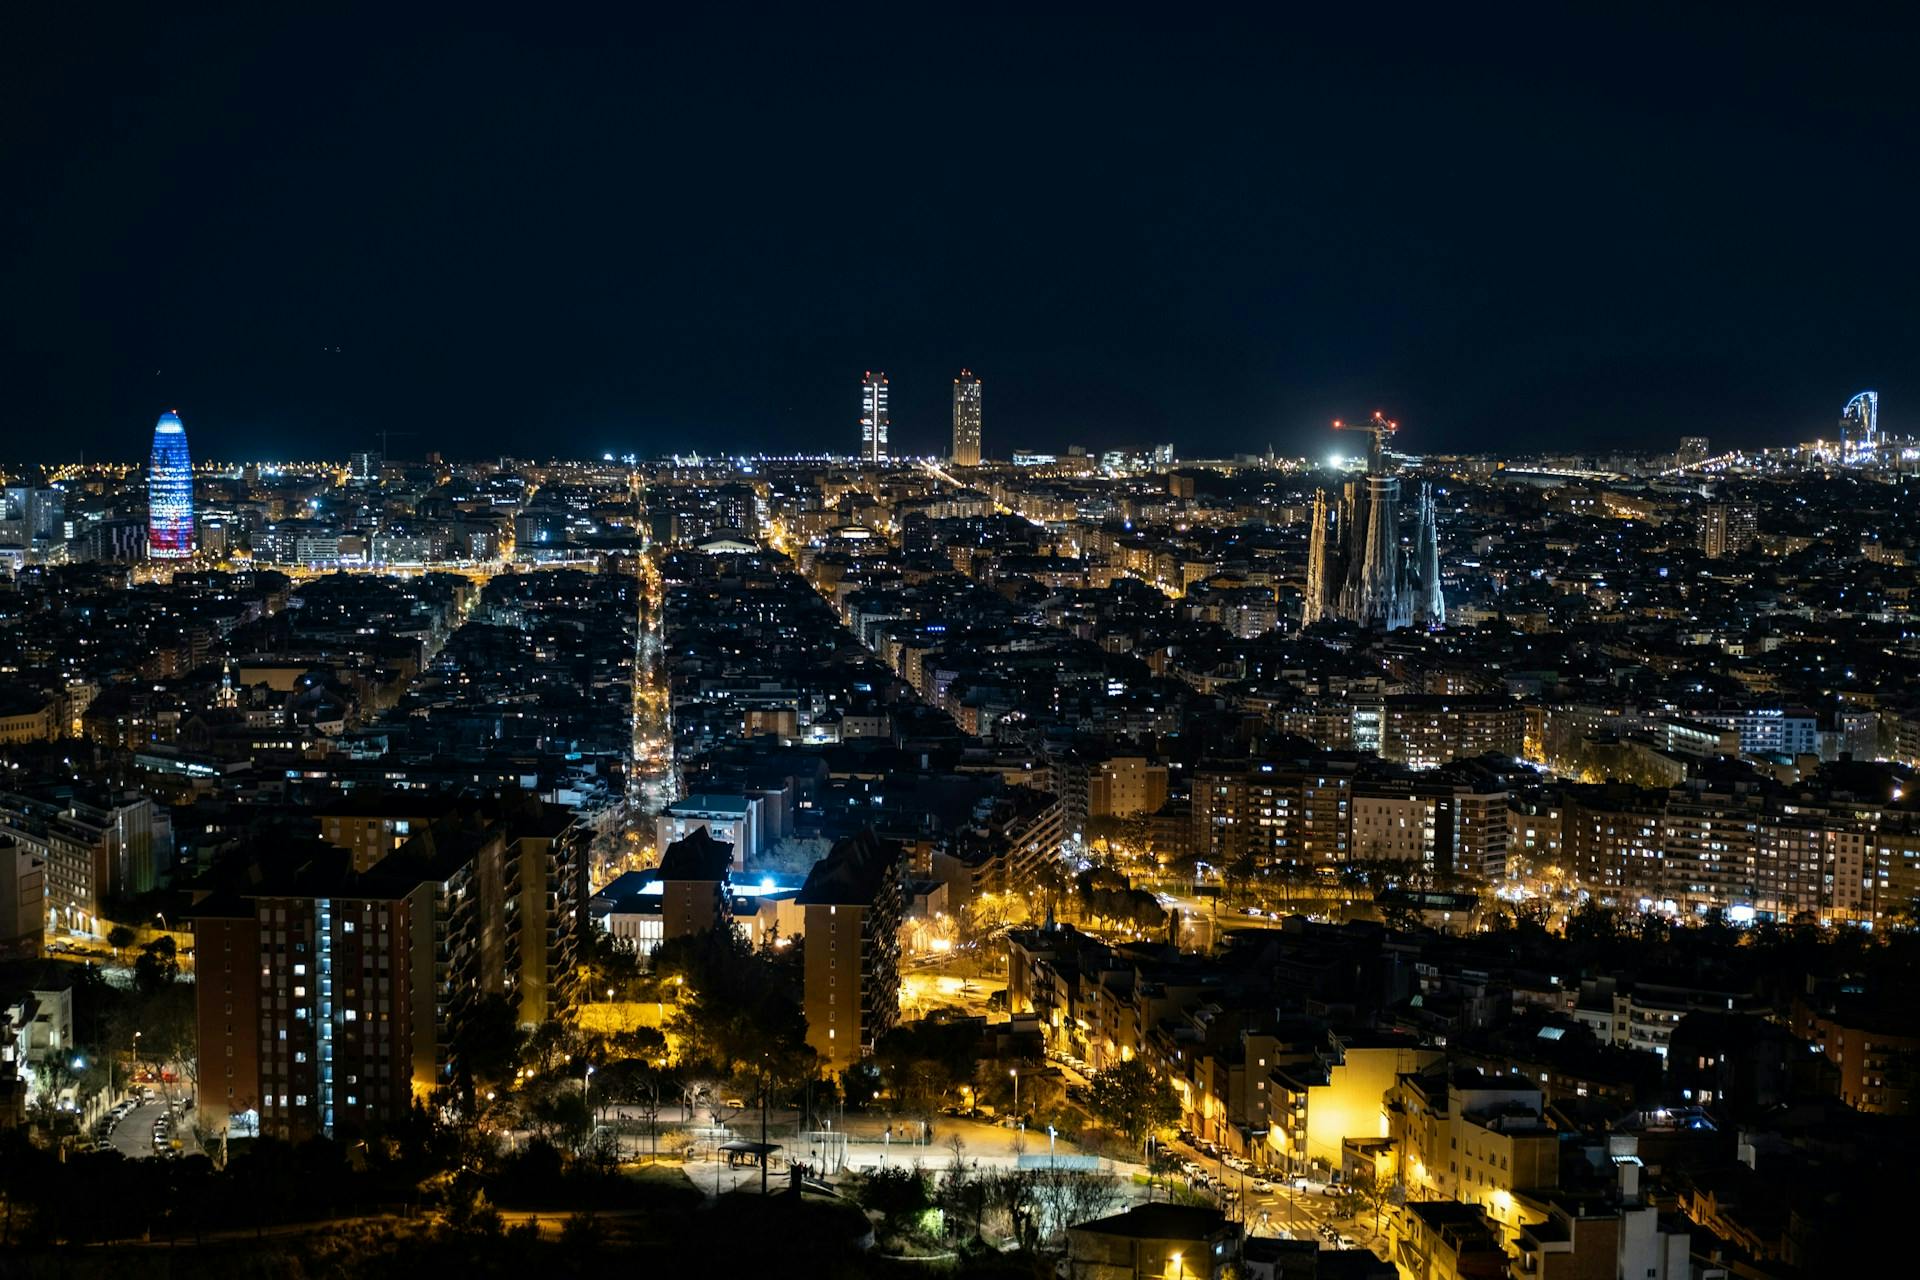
[1841, 390, 1879, 462]
[1698, 500, 1757, 558]
[952, 369, 982, 465]
[147, 409, 194, 559]
[0, 486, 66, 558]
[860, 371, 890, 463]
[1304, 413, 1445, 630]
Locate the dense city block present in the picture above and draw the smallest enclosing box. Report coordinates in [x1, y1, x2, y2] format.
[7, 9, 1919, 1276]
[4, 424, 1918, 1277]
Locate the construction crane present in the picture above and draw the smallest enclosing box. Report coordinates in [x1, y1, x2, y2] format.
[376, 430, 416, 460]
[1331, 411, 1399, 473]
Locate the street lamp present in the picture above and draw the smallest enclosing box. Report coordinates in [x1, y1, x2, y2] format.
[1009, 1067, 1019, 1118]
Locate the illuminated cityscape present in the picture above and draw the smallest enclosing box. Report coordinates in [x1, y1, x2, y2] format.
[1, 8, 1914, 1278]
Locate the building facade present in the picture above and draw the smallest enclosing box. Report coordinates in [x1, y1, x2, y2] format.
[1697, 501, 1758, 559]
[798, 829, 904, 1071]
[952, 369, 982, 465]
[861, 371, 890, 463]
[147, 410, 195, 559]
[1302, 414, 1444, 630]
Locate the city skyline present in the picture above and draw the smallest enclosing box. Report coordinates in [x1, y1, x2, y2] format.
[5, 380, 1905, 469]
[3, 8, 1915, 1276]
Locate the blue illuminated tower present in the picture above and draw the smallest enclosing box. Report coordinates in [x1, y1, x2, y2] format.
[147, 410, 194, 558]
[1841, 390, 1879, 462]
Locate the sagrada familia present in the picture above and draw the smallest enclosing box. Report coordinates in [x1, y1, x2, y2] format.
[1302, 412, 1445, 631]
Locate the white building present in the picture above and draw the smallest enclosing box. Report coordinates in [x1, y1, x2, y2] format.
[655, 794, 761, 867]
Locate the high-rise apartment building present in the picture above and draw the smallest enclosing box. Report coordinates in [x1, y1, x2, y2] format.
[798, 829, 904, 1071]
[0, 790, 156, 936]
[952, 369, 982, 465]
[194, 855, 427, 1144]
[860, 371, 890, 463]
[1697, 501, 1757, 558]
[0, 487, 66, 560]
[147, 409, 195, 559]
[196, 800, 587, 1141]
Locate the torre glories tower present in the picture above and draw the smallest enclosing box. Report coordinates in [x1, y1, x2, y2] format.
[147, 409, 195, 559]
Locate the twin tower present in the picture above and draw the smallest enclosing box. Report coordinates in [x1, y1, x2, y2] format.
[1303, 413, 1444, 631]
[859, 370, 983, 465]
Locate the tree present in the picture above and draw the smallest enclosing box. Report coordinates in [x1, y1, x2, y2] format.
[521, 1019, 581, 1077]
[1566, 898, 1621, 948]
[858, 1166, 931, 1238]
[657, 925, 808, 1075]
[876, 1020, 980, 1121]
[448, 994, 522, 1105]
[132, 936, 179, 998]
[139, 982, 199, 1096]
[1342, 1166, 1390, 1237]
[107, 925, 137, 962]
[1084, 1059, 1178, 1146]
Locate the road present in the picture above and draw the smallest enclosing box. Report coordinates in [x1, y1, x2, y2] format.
[105, 1098, 200, 1160]
[1161, 1135, 1389, 1258]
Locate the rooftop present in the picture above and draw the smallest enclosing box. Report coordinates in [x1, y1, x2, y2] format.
[656, 826, 735, 881]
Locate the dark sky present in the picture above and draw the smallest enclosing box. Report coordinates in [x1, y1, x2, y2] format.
[7, 5, 1919, 463]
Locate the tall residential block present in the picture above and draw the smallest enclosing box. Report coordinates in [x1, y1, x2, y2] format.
[952, 369, 982, 465]
[1697, 501, 1757, 559]
[860, 371, 890, 463]
[194, 801, 587, 1141]
[797, 829, 904, 1070]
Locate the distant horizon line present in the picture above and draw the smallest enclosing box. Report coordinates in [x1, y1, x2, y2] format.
[1, 439, 1865, 471]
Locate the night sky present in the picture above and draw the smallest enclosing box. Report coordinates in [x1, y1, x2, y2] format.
[7, 6, 1920, 463]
